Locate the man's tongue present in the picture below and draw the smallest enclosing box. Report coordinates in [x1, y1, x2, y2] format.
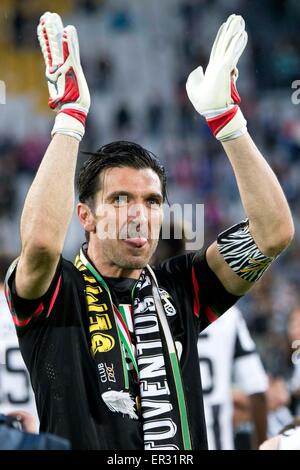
[124, 237, 147, 248]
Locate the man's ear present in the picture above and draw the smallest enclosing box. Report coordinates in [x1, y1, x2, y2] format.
[77, 202, 96, 235]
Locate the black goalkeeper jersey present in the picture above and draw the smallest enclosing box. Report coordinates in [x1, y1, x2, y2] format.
[5, 251, 240, 450]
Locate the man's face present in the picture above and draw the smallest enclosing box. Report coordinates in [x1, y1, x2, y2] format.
[92, 166, 164, 270]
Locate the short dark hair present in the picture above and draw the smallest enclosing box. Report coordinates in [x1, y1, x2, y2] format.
[78, 141, 167, 207]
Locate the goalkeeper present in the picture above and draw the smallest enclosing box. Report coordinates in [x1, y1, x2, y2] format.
[5, 13, 294, 450]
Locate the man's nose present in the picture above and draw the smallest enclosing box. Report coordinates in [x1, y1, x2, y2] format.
[129, 203, 148, 224]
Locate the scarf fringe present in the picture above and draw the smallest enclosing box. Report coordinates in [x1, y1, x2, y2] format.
[102, 390, 138, 420]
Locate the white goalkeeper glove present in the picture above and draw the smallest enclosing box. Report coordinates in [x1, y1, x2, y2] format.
[186, 14, 248, 141]
[37, 12, 90, 141]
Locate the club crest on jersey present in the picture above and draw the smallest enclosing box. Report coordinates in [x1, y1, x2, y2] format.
[158, 288, 177, 317]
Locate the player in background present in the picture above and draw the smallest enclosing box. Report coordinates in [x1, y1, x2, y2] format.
[263, 306, 300, 438]
[287, 306, 300, 417]
[198, 306, 268, 450]
[0, 253, 38, 426]
[245, 307, 300, 449]
[0, 259, 70, 449]
[260, 418, 300, 450]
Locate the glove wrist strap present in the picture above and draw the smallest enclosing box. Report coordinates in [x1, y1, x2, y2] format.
[205, 106, 247, 141]
[51, 110, 86, 141]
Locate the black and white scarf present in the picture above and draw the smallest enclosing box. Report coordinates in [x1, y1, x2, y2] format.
[75, 247, 192, 450]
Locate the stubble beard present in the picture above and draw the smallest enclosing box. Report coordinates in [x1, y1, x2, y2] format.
[106, 239, 159, 270]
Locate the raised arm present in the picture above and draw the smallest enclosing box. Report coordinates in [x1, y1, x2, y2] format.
[205, 131, 294, 295]
[221, 134, 293, 256]
[186, 15, 294, 296]
[16, 12, 90, 299]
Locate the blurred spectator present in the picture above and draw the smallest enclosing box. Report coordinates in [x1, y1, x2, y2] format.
[114, 103, 132, 134]
[94, 55, 114, 92]
[0, 412, 70, 449]
[287, 306, 300, 416]
[176, 78, 195, 135]
[174, 152, 197, 188]
[77, 0, 101, 15]
[271, 41, 300, 87]
[12, 0, 26, 48]
[146, 97, 164, 137]
[267, 377, 293, 437]
[12, 0, 40, 49]
[15, 135, 48, 175]
[110, 9, 133, 32]
[0, 138, 17, 217]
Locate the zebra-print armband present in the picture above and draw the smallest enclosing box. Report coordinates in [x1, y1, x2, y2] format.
[217, 220, 276, 282]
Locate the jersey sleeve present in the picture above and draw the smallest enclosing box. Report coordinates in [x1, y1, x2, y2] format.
[233, 310, 268, 394]
[233, 309, 256, 359]
[158, 250, 241, 333]
[4, 257, 63, 335]
[279, 427, 300, 450]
